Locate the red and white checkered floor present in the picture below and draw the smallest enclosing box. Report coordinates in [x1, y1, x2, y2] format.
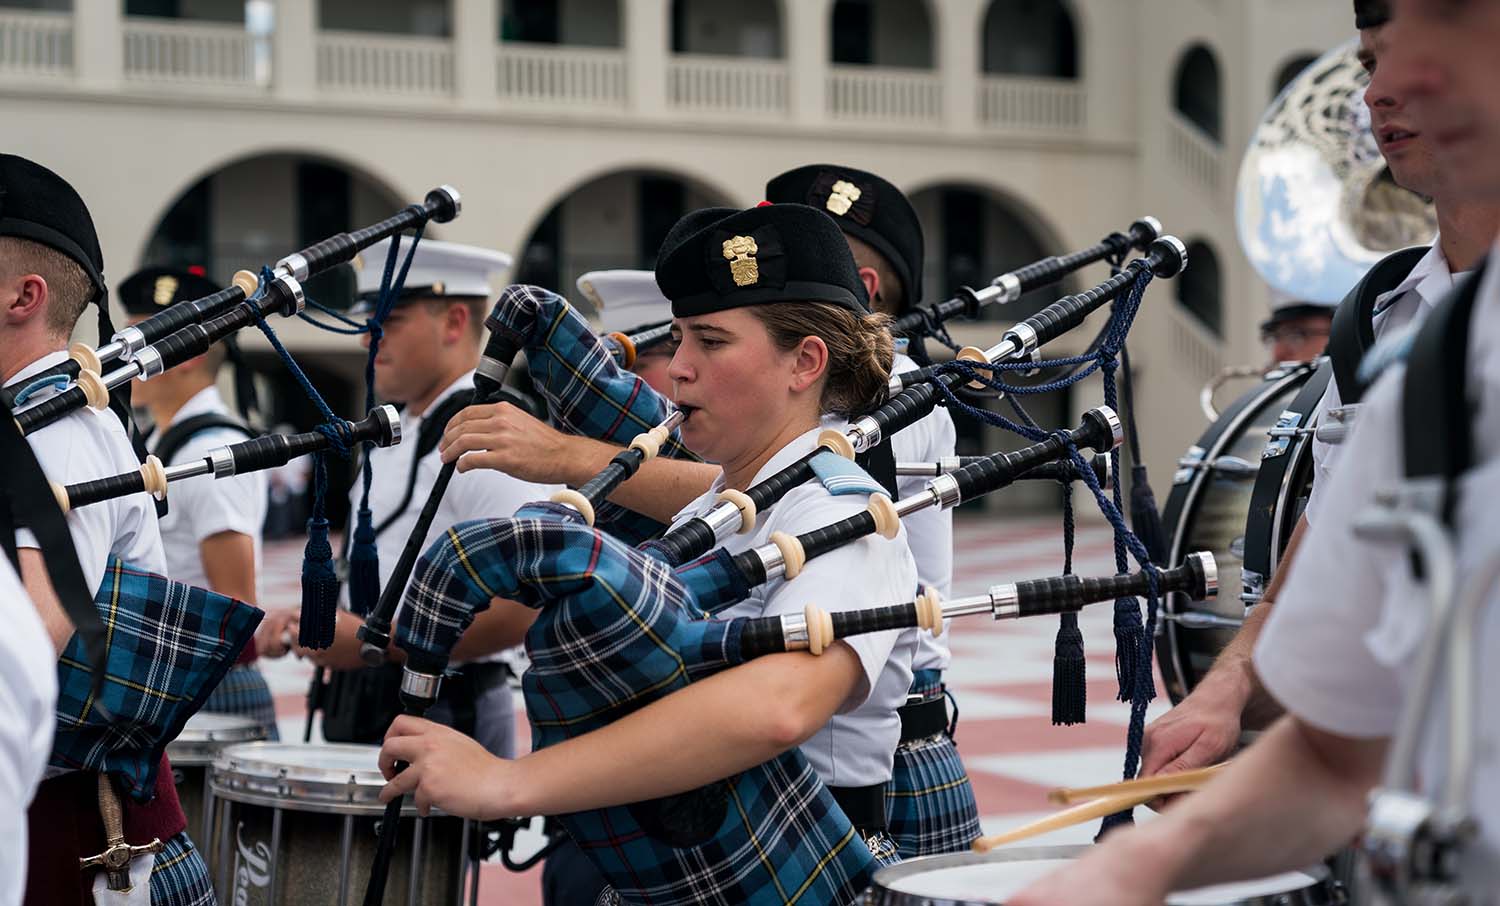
[256, 513, 1167, 903]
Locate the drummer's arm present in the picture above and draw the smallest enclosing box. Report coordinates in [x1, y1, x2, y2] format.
[1015, 717, 1384, 904]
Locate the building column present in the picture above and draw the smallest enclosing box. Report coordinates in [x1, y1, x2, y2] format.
[785, 0, 831, 124]
[273, 0, 317, 101]
[625, 0, 669, 116]
[940, 0, 986, 133]
[74, 0, 122, 90]
[455, 0, 497, 106]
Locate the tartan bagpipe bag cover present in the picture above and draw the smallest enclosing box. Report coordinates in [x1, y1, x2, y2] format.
[397, 505, 876, 906]
[51, 558, 263, 800]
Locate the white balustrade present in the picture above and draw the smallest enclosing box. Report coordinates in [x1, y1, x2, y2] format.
[978, 75, 1085, 132]
[1169, 307, 1223, 381]
[827, 65, 941, 123]
[0, 11, 72, 78]
[317, 31, 454, 97]
[496, 44, 626, 107]
[666, 55, 787, 116]
[1167, 111, 1224, 199]
[122, 18, 260, 87]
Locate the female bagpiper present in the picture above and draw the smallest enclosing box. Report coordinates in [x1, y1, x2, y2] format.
[379, 203, 921, 903]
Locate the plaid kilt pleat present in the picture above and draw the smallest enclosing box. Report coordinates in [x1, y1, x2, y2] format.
[148, 830, 216, 906]
[397, 509, 876, 905]
[495, 284, 700, 545]
[200, 664, 280, 741]
[51, 559, 263, 800]
[887, 734, 982, 858]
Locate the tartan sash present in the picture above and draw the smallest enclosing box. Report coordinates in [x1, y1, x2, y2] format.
[495, 284, 699, 545]
[51, 558, 262, 800]
[397, 504, 875, 905]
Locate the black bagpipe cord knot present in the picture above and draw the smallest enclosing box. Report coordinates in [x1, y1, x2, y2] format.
[1052, 482, 1087, 726]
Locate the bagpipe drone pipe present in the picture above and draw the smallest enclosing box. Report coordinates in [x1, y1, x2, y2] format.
[8, 186, 461, 434]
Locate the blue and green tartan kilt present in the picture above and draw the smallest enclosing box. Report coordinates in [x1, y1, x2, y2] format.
[148, 831, 216, 906]
[887, 671, 981, 858]
[200, 663, 280, 741]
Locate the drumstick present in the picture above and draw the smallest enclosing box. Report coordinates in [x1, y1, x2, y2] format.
[1046, 763, 1228, 805]
[972, 790, 1154, 852]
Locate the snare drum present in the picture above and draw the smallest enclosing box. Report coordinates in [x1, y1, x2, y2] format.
[166, 712, 267, 848]
[1156, 362, 1320, 703]
[864, 845, 1339, 905]
[208, 742, 475, 906]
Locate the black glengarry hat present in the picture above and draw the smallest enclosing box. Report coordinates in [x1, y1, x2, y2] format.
[118, 266, 221, 315]
[0, 153, 106, 302]
[656, 204, 869, 318]
[765, 164, 924, 308]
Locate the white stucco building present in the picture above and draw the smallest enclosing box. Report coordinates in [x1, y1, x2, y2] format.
[0, 0, 1353, 507]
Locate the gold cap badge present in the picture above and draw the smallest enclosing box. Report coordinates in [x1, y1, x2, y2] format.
[153, 275, 179, 306]
[722, 235, 759, 287]
[826, 180, 862, 217]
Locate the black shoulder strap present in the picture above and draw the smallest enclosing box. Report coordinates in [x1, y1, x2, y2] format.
[1329, 245, 1431, 406]
[1401, 258, 1487, 526]
[372, 388, 475, 539]
[155, 412, 256, 466]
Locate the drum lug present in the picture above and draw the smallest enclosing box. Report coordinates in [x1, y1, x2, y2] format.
[1262, 410, 1311, 459]
[1173, 446, 1206, 485]
[1362, 788, 1476, 904]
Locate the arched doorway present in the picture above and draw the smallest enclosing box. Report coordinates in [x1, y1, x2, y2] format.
[1177, 238, 1223, 337]
[830, 0, 932, 68]
[982, 0, 1078, 78]
[1173, 43, 1223, 142]
[907, 182, 1074, 511]
[514, 168, 736, 313]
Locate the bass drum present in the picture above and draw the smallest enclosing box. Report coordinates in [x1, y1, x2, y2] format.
[1156, 362, 1320, 704]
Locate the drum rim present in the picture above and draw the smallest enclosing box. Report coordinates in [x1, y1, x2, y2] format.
[209, 741, 447, 816]
[167, 715, 269, 765]
[867, 845, 1335, 906]
[1157, 363, 1318, 704]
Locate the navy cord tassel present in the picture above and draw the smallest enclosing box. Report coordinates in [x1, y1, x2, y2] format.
[1052, 482, 1087, 725]
[347, 225, 426, 615]
[300, 450, 339, 648]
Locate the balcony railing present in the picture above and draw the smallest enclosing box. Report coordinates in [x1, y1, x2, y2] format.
[828, 65, 941, 123]
[978, 75, 1085, 132]
[123, 18, 261, 88]
[1169, 306, 1222, 382]
[0, 10, 72, 78]
[496, 44, 626, 108]
[1167, 112, 1224, 199]
[317, 31, 454, 98]
[667, 55, 787, 116]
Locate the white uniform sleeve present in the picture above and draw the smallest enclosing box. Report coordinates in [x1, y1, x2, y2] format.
[0, 557, 57, 906]
[1255, 371, 1407, 739]
[1299, 379, 1342, 526]
[14, 421, 115, 594]
[758, 487, 917, 713]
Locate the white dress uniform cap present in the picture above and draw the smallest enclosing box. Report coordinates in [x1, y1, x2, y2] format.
[576, 269, 674, 335]
[354, 236, 513, 310]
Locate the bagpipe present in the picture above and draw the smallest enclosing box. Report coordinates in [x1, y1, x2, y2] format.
[8, 186, 459, 435]
[601, 320, 673, 368]
[26, 190, 469, 810]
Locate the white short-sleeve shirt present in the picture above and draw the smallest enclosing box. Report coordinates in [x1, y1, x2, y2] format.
[148, 386, 266, 597]
[668, 424, 920, 787]
[347, 371, 561, 663]
[888, 353, 957, 674]
[0, 556, 56, 906]
[1256, 245, 1500, 894]
[1304, 243, 1464, 525]
[9, 351, 167, 589]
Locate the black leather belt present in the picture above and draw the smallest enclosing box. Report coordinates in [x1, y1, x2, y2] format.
[898, 695, 948, 743]
[439, 661, 513, 736]
[829, 782, 888, 832]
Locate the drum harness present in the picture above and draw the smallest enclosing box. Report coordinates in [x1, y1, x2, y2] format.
[1354, 260, 1491, 904]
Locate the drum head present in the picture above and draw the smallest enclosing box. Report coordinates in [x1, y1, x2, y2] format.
[167, 713, 268, 765]
[211, 742, 439, 816]
[867, 845, 1329, 905]
[1157, 364, 1318, 703]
